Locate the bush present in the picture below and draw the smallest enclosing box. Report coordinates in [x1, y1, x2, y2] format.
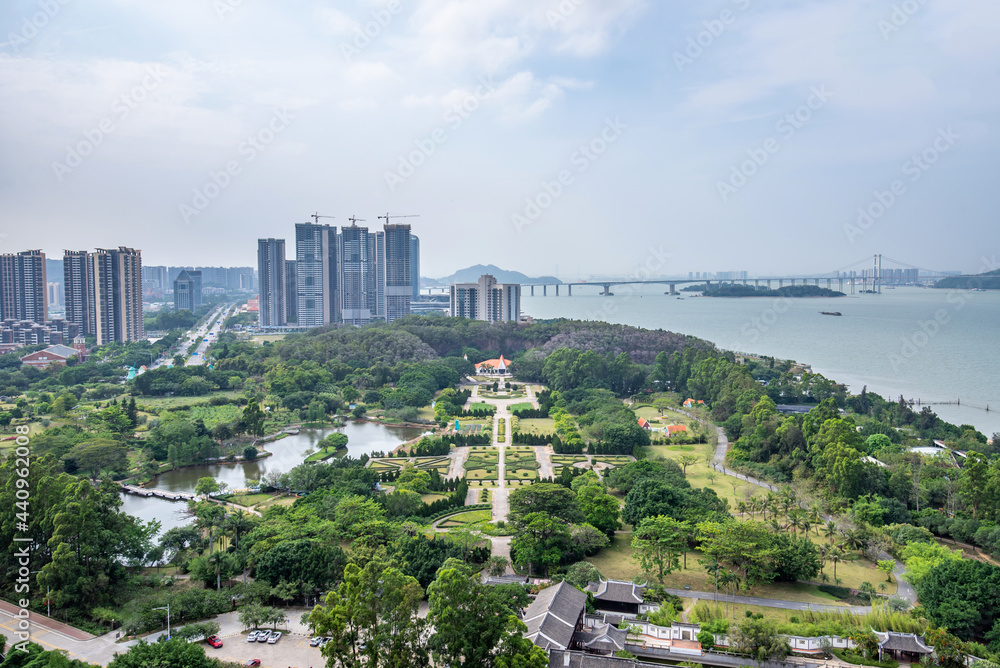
[818, 584, 851, 600]
[832, 649, 899, 668]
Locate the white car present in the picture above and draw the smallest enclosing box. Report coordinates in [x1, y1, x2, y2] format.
[267, 631, 281, 644]
[247, 630, 258, 642]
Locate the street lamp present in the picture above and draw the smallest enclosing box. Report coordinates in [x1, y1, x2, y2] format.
[153, 604, 170, 639]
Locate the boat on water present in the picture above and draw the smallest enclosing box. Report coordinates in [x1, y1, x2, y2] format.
[820, 311, 842, 316]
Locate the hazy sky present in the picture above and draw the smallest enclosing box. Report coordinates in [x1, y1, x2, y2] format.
[1, 0, 997, 279]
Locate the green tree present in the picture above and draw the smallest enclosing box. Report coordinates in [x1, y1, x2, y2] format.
[62, 439, 128, 480]
[508, 483, 583, 524]
[107, 638, 218, 668]
[309, 558, 428, 668]
[241, 401, 266, 437]
[632, 516, 688, 580]
[728, 616, 791, 665]
[427, 562, 532, 667]
[194, 477, 220, 498]
[511, 512, 572, 576]
[576, 483, 621, 538]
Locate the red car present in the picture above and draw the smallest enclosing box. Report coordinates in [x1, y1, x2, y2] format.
[244, 661, 261, 667]
[206, 635, 223, 648]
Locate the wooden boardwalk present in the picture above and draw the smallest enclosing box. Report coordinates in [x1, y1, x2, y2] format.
[120, 484, 197, 502]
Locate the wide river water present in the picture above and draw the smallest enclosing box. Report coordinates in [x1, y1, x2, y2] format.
[121, 421, 427, 535]
[522, 285, 1000, 437]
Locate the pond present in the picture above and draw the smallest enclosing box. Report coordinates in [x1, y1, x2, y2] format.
[122, 420, 429, 536]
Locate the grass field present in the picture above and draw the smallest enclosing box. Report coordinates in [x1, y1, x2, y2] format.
[518, 418, 557, 435]
[420, 493, 449, 504]
[226, 492, 273, 507]
[508, 402, 534, 413]
[437, 510, 492, 528]
[135, 390, 243, 410]
[304, 446, 341, 463]
[251, 334, 286, 343]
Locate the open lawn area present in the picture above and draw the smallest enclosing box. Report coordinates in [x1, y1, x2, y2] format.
[251, 334, 286, 343]
[224, 492, 273, 507]
[135, 390, 243, 410]
[518, 418, 557, 435]
[420, 493, 449, 504]
[508, 402, 534, 413]
[586, 534, 861, 606]
[438, 510, 492, 528]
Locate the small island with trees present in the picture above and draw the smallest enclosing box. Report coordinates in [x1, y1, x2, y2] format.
[686, 284, 846, 298]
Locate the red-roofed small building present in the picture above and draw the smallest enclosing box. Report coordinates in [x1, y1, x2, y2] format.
[476, 355, 512, 376]
[637, 418, 650, 430]
[667, 424, 688, 436]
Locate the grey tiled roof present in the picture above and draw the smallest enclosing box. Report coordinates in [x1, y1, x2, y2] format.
[875, 632, 933, 654]
[522, 581, 587, 650]
[588, 579, 645, 604]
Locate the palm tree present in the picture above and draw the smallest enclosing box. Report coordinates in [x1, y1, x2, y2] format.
[823, 520, 838, 547]
[765, 492, 779, 519]
[227, 509, 252, 550]
[737, 501, 747, 520]
[809, 503, 822, 534]
[830, 547, 843, 582]
[842, 528, 867, 555]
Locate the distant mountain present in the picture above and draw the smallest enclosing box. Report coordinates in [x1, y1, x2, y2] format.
[933, 269, 1000, 290]
[425, 264, 561, 286]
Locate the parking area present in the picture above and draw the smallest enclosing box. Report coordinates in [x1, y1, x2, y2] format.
[205, 630, 326, 668]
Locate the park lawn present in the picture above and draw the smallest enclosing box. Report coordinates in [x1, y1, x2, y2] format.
[417, 406, 437, 421]
[251, 334, 286, 343]
[505, 479, 535, 488]
[466, 402, 495, 414]
[518, 418, 557, 435]
[552, 455, 587, 466]
[442, 510, 492, 525]
[258, 495, 296, 509]
[304, 447, 340, 463]
[637, 445, 739, 507]
[369, 459, 403, 471]
[466, 468, 498, 480]
[420, 493, 449, 504]
[227, 492, 273, 507]
[505, 470, 539, 481]
[135, 390, 243, 410]
[508, 402, 534, 413]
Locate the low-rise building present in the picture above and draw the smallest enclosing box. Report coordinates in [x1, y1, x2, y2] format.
[20, 343, 78, 369]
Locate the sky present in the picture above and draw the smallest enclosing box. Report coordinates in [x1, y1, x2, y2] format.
[0, 0, 998, 280]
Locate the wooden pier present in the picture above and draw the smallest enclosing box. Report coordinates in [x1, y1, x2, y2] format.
[120, 484, 197, 502]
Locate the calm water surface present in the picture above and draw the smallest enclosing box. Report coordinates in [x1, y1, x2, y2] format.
[124, 420, 427, 534]
[522, 286, 1000, 436]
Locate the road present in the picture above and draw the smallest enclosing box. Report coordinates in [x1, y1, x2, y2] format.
[184, 304, 234, 366]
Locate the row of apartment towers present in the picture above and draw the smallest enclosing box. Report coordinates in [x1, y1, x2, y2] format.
[258, 222, 419, 327]
[1, 248, 143, 345]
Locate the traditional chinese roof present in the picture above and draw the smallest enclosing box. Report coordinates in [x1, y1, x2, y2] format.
[574, 623, 626, 654]
[522, 581, 587, 650]
[588, 579, 645, 604]
[874, 631, 933, 654]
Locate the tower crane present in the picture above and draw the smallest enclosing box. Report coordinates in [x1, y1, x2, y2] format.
[377, 213, 420, 225]
[346, 216, 366, 226]
[310, 212, 336, 224]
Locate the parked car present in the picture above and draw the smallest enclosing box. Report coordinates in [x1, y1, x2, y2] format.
[268, 631, 282, 644]
[206, 636, 223, 648]
[244, 661, 261, 667]
[256, 630, 269, 642]
[246, 631, 258, 642]
[309, 637, 322, 647]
